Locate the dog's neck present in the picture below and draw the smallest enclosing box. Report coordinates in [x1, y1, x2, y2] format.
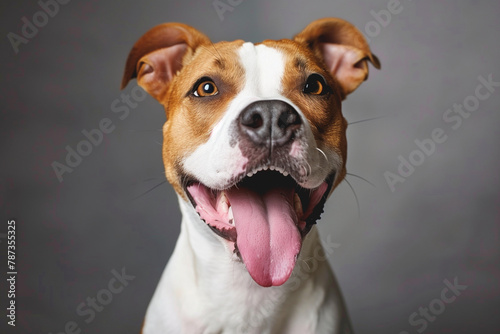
[171, 197, 339, 333]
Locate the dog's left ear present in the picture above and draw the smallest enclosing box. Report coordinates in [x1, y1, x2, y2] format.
[294, 18, 381, 99]
[121, 23, 210, 101]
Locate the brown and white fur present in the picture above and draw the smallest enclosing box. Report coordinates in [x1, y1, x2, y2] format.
[121, 18, 380, 334]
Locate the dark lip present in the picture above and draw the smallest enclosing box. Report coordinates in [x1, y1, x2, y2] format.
[184, 168, 336, 242]
[301, 172, 335, 236]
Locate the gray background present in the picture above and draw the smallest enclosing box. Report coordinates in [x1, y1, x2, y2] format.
[1, 0, 499, 333]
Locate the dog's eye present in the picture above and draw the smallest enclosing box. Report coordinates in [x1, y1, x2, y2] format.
[303, 74, 329, 95]
[193, 79, 219, 97]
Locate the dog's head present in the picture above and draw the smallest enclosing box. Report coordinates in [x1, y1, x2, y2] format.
[122, 18, 379, 287]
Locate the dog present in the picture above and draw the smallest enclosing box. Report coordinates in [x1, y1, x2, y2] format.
[121, 17, 380, 334]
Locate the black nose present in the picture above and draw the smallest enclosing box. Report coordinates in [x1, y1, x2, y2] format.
[238, 100, 301, 147]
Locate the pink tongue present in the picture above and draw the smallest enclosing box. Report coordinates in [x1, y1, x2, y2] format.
[226, 186, 301, 287]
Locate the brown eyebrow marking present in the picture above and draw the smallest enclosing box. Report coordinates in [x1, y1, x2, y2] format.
[213, 57, 225, 69]
[295, 57, 307, 72]
[199, 44, 225, 70]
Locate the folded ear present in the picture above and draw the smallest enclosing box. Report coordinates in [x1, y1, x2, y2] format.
[121, 23, 210, 101]
[294, 18, 381, 99]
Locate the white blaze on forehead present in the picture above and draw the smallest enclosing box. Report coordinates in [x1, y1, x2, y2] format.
[238, 42, 285, 98]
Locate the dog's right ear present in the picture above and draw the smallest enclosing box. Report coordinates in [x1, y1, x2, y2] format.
[121, 23, 210, 101]
[294, 18, 380, 99]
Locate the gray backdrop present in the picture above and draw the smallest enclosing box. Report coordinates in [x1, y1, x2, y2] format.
[1, 0, 499, 333]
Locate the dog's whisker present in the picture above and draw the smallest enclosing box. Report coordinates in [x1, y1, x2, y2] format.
[138, 177, 166, 183]
[306, 161, 313, 176]
[316, 148, 329, 162]
[348, 114, 391, 126]
[343, 178, 361, 220]
[209, 41, 223, 63]
[127, 128, 163, 133]
[200, 43, 223, 65]
[133, 180, 168, 200]
[301, 165, 308, 177]
[346, 172, 375, 187]
[199, 45, 217, 59]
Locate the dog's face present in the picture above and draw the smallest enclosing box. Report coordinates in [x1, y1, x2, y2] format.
[122, 18, 379, 287]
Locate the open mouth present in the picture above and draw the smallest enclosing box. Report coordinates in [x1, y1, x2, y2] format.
[186, 168, 333, 287]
